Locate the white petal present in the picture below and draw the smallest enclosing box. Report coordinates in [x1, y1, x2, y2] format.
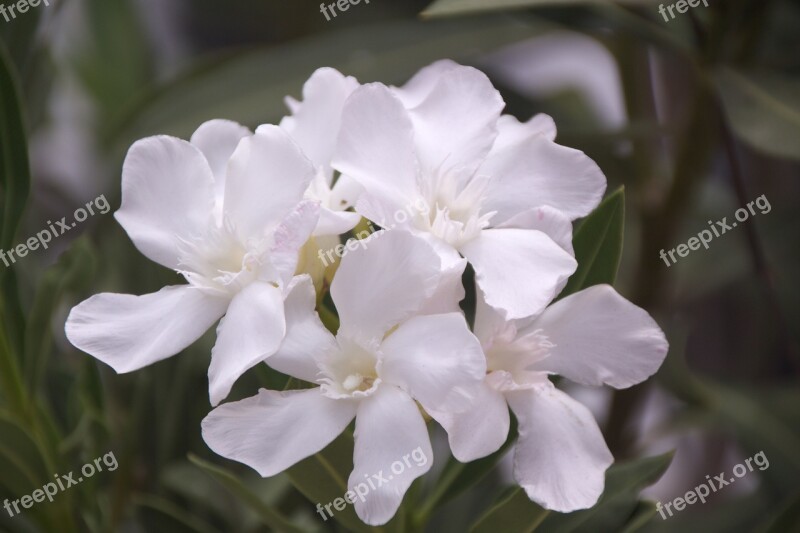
[507, 383, 613, 512]
[460, 228, 577, 320]
[190, 119, 252, 191]
[393, 59, 460, 108]
[328, 174, 364, 211]
[333, 84, 420, 205]
[331, 231, 441, 344]
[202, 387, 355, 477]
[415, 233, 467, 315]
[267, 275, 335, 383]
[349, 385, 433, 526]
[279, 67, 359, 179]
[380, 313, 486, 412]
[405, 65, 504, 177]
[209, 281, 286, 406]
[224, 125, 315, 239]
[529, 285, 669, 388]
[481, 134, 606, 223]
[115, 136, 216, 270]
[65, 286, 227, 373]
[428, 381, 509, 462]
[269, 200, 321, 288]
[492, 114, 556, 153]
[497, 205, 574, 255]
[314, 207, 361, 237]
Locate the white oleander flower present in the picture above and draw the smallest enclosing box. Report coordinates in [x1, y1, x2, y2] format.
[429, 286, 669, 512]
[278, 67, 362, 237]
[65, 120, 320, 406]
[333, 60, 607, 319]
[201, 231, 487, 526]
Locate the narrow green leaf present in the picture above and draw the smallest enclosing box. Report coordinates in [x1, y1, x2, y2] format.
[756, 491, 800, 533]
[619, 501, 658, 532]
[470, 487, 549, 533]
[715, 68, 800, 161]
[188, 454, 311, 533]
[560, 187, 625, 298]
[24, 237, 97, 391]
[0, 39, 30, 363]
[422, 0, 659, 19]
[134, 494, 223, 533]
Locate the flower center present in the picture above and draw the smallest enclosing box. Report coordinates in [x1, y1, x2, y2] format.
[319, 337, 381, 399]
[176, 218, 269, 295]
[486, 328, 555, 389]
[416, 169, 494, 247]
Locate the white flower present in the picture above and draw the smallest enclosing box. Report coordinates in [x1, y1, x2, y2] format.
[429, 286, 669, 512]
[333, 60, 607, 319]
[65, 120, 320, 406]
[277, 67, 362, 237]
[201, 231, 487, 526]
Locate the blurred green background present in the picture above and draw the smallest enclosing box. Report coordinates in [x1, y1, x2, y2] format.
[1, 0, 799, 531]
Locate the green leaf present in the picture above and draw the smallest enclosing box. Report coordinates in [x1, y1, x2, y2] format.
[0, 39, 30, 360]
[535, 452, 674, 532]
[756, 491, 800, 533]
[560, 187, 625, 298]
[135, 493, 223, 533]
[24, 237, 97, 392]
[715, 68, 800, 161]
[188, 454, 311, 533]
[619, 501, 658, 532]
[422, 0, 659, 19]
[470, 487, 549, 533]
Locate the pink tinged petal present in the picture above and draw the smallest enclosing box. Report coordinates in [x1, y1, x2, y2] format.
[492, 114, 557, 153]
[405, 65, 504, 177]
[428, 381, 510, 462]
[349, 385, 433, 526]
[202, 387, 356, 477]
[223, 125, 316, 239]
[190, 119, 252, 191]
[393, 59, 460, 108]
[209, 281, 287, 406]
[507, 383, 613, 512]
[65, 286, 228, 373]
[267, 275, 336, 383]
[115, 136, 216, 270]
[460, 228, 577, 320]
[480, 134, 606, 223]
[497, 205, 574, 256]
[269, 200, 321, 287]
[279, 67, 359, 179]
[380, 313, 486, 413]
[331, 231, 441, 344]
[333, 83, 420, 204]
[529, 285, 669, 389]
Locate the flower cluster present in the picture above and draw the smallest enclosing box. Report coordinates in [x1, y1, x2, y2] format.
[65, 60, 668, 526]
